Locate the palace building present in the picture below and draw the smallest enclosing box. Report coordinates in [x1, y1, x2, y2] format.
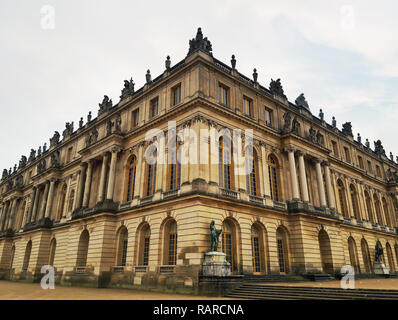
[0, 28, 398, 291]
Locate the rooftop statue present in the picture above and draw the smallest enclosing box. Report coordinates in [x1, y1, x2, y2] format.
[187, 27, 213, 56]
[357, 133, 362, 144]
[295, 93, 310, 111]
[18, 155, 27, 169]
[120, 78, 135, 99]
[87, 111, 92, 123]
[319, 109, 324, 121]
[28, 149, 36, 162]
[165, 56, 171, 70]
[269, 78, 286, 99]
[2, 169, 8, 180]
[62, 122, 74, 139]
[365, 138, 370, 149]
[342, 122, 353, 137]
[146, 70, 152, 84]
[50, 131, 60, 147]
[98, 95, 113, 116]
[209, 220, 222, 252]
[231, 54, 236, 69]
[374, 140, 386, 156]
[332, 116, 337, 128]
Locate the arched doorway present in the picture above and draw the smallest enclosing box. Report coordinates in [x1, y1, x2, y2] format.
[318, 229, 334, 274]
[276, 226, 289, 274]
[361, 238, 372, 274]
[222, 219, 239, 273]
[348, 237, 360, 273]
[76, 230, 90, 267]
[386, 243, 395, 273]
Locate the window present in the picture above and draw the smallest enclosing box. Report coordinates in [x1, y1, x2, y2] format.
[126, 156, 137, 201]
[219, 137, 233, 190]
[132, 109, 139, 128]
[376, 165, 381, 177]
[222, 220, 236, 272]
[276, 227, 289, 273]
[246, 148, 258, 196]
[331, 141, 338, 156]
[264, 107, 273, 127]
[350, 185, 360, 220]
[57, 184, 67, 220]
[251, 225, 262, 273]
[117, 227, 128, 267]
[66, 147, 73, 163]
[367, 160, 372, 173]
[164, 220, 177, 265]
[219, 84, 229, 106]
[67, 189, 75, 213]
[48, 238, 56, 266]
[344, 147, 351, 163]
[171, 84, 181, 106]
[268, 155, 279, 201]
[243, 96, 253, 117]
[365, 191, 374, 223]
[374, 195, 383, 225]
[168, 138, 181, 191]
[358, 156, 364, 169]
[142, 226, 150, 266]
[337, 180, 348, 217]
[23, 241, 32, 271]
[150, 97, 159, 118]
[145, 149, 157, 196]
[382, 198, 392, 227]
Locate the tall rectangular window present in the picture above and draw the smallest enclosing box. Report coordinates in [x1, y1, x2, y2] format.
[219, 84, 229, 106]
[358, 156, 364, 169]
[132, 109, 139, 128]
[172, 84, 181, 106]
[367, 160, 372, 173]
[332, 141, 338, 156]
[264, 107, 273, 126]
[66, 147, 73, 163]
[243, 96, 253, 117]
[344, 147, 351, 163]
[376, 165, 381, 177]
[150, 97, 159, 118]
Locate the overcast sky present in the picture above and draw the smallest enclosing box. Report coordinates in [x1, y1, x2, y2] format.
[1, 0, 397, 171]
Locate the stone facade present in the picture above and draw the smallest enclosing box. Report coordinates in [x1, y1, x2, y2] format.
[0, 28, 397, 292]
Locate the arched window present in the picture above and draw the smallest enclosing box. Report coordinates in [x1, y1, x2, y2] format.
[219, 136, 233, 190]
[76, 230, 90, 267]
[145, 149, 157, 197]
[361, 238, 372, 273]
[382, 198, 391, 227]
[251, 225, 264, 273]
[23, 241, 32, 271]
[168, 137, 181, 191]
[246, 148, 258, 196]
[57, 184, 67, 220]
[386, 242, 395, 273]
[126, 156, 137, 201]
[337, 180, 348, 217]
[68, 189, 75, 213]
[365, 191, 374, 223]
[348, 237, 360, 273]
[222, 219, 237, 272]
[48, 238, 56, 266]
[318, 229, 334, 274]
[163, 220, 177, 265]
[268, 155, 279, 201]
[10, 245, 15, 270]
[276, 226, 289, 273]
[138, 224, 151, 266]
[116, 227, 128, 267]
[374, 195, 383, 225]
[350, 185, 360, 220]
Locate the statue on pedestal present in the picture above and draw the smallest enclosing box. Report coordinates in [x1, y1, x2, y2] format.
[210, 220, 222, 252]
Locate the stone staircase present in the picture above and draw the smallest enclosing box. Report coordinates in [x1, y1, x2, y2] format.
[225, 284, 398, 300]
[243, 274, 307, 283]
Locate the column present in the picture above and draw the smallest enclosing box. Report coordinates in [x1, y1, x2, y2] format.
[106, 148, 120, 200]
[39, 181, 50, 220]
[30, 187, 40, 223]
[6, 199, 17, 230]
[323, 162, 335, 209]
[26, 187, 37, 224]
[357, 182, 368, 221]
[297, 151, 309, 202]
[0, 202, 7, 231]
[44, 179, 56, 218]
[257, 143, 265, 197]
[261, 143, 271, 197]
[209, 126, 219, 186]
[287, 147, 300, 200]
[97, 153, 110, 203]
[378, 192, 387, 226]
[82, 160, 93, 207]
[0, 205, 3, 230]
[75, 164, 86, 210]
[180, 126, 190, 186]
[135, 142, 144, 198]
[315, 159, 327, 207]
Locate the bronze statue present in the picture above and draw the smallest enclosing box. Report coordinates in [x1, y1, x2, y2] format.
[375, 243, 384, 263]
[210, 220, 222, 252]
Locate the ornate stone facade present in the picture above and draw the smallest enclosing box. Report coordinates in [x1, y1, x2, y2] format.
[0, 29, 397, 292]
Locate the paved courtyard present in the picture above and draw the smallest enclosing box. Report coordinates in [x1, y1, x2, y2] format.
[0, 281, 231, 300]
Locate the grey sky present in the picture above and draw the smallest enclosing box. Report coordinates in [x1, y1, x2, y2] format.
[1, 0, 397, 171]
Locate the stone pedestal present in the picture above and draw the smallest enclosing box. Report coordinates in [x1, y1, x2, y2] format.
[202, 252, 231, 277]
[373, 261, 389, 275]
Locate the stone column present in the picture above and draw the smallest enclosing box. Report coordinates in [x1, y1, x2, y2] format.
[323, 162, 335, 209]
[82, 160, 94, 207]
[134, 142, 144, 199]
[261, 142, 271, 197]
[1, 202, 10, 230]
[209, 126, 219, 187]
[315, 159, 327, 207]
[97, 153, 110, 203]
[26, 187, 37, 224]
[257, 144, 265, 197]
[75, 164, 87, 210]
[44, 179, 56, 218]
[106, 148, 120, 200]
[297, 151, 309, 202]
[30, 187, 40, 223]
[378, 192, 387, 226]
[286, 147, 300, 200]
[39, 181, 50, 220]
